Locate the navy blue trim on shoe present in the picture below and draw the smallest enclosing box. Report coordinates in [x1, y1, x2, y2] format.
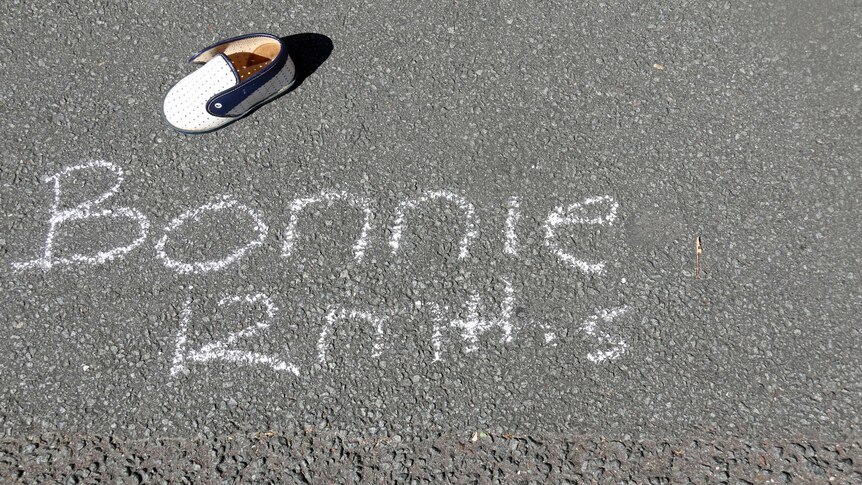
[205, 40, 288, 117]
[163, 76, 296, 135]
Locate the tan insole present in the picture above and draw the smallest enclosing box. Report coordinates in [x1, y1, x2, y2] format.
[227, 43, 280, 81]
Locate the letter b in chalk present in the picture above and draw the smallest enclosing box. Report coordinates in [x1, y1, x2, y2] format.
[12, 161, 150, 271]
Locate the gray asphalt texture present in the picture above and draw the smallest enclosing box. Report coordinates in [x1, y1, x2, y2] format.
[1, 0, 861, 481]
[2, 432, 860, 483]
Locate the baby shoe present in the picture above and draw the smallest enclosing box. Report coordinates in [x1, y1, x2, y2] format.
[163, 33, 296, 133]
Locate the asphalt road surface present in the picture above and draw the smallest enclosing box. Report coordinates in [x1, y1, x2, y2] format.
[1, 0, 860, 481]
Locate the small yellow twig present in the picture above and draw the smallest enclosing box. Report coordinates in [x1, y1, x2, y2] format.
[695, 236, 703, 279]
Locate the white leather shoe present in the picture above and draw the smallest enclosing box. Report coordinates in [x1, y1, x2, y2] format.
[163, 33, 296, 134]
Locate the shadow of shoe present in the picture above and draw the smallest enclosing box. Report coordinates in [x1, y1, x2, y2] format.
[231, 33, 332, 122]
[281, 33, 334, 91]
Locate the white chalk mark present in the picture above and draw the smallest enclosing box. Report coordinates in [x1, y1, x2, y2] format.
[317, 307, 387, 365]
[282, 191, 373, 263]
[431, 320, 444, 362]
[504, 196, 520, 256]
[430, 278, 516, 358]
[454, 278, 515, 351]
[534, 320, 557, 346]
[12, 160, 150, 271]
[426, 302, 448, 362]
[170, 301, 194, 376]
[543, 195, 618, 274]
[581, 306, 630, 363]
[389, 190, 478, 259]
[170, 293, 299, 376]
[155, 195, 268, 274]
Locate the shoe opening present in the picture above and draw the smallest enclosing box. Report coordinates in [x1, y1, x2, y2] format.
[227, 41, 280, 81]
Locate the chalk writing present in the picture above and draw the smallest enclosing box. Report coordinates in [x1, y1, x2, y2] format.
[12, 160, 150, 271]
[10, 161, 642, 372]
[389, 190, 478, 259]
[429, 277, 515, 357]
[15, 163, 625, 278]
[155, 195, 268, 274]
[170, 293, 299, 376]
[504, 196, 520, 256]
[282, 191, 373, 263]
[543, 195, 619, 274]
[317, 307, 387, 365]
[167, 290, 631, 375]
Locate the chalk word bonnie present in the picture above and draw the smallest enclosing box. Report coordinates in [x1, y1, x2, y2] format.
[13, 160, 619, 275]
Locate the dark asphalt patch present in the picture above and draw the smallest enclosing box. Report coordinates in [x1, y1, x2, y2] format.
[2, 432, 860, 483]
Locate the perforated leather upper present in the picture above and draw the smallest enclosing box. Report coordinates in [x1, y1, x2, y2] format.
[163, 55, 238, 133]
